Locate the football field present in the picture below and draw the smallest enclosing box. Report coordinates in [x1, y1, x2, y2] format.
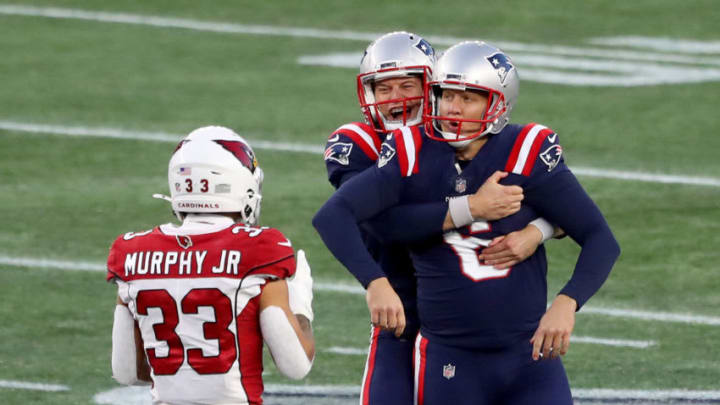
[1, 1, 719, 404]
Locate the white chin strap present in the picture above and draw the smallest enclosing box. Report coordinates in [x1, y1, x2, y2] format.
[380, 111, 423, 131]
[435, 124, 476, 149]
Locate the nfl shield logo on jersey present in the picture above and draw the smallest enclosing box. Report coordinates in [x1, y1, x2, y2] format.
[324, 142, 353, 166]
[443, 363, 456, 380]
[455, 177, 467, 193]
[540, 144, 563, 172]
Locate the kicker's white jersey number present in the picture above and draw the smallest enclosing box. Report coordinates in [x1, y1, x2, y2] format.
[444, 221, 511, 281]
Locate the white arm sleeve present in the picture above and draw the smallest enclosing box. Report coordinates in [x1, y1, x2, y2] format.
[112, 305, 141, 385]
[530, 217, 554, 243]
[260, 306, 313, 380]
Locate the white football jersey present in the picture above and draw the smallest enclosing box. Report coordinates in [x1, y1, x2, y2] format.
[108, 217, 295, 405]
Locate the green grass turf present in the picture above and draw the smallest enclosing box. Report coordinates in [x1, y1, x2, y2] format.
[1, 1, 719, 403]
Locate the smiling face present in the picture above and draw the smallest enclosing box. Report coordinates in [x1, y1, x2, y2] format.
[436, 88, 489, 136]
[372, 75, 424, 124]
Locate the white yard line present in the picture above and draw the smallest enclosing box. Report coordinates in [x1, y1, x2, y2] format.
[0, 4, 379, 42]
[330, 336, 657, 356]
[2, 5, 720, 63]
[2, 120, 719, 187]
[325, 335, 656, 355]
[582, 306, 720, 327]
[570, 336, 656, 348]
[3, 254, 720, 327]
[325, 346, 369, 355]
[0, 379, 70, 391]
[573, 388, 720, 401]
[0, 120, 325, 154]
[589, 36, 720, 54]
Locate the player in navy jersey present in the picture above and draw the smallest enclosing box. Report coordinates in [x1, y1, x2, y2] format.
[315, 41, 620, 405]
[324, 33, 559, 405]
[108, 126, 315, 405]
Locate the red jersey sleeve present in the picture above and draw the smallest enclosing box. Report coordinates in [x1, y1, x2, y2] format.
[230, 226, 296, 280]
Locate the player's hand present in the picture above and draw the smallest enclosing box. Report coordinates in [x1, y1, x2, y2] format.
[530, 294, 577, 361]
[478, 224, 543, 269]
[366, 277, 406, 338]
[468, 171, 523, 220]
[287, 250, 314, 322]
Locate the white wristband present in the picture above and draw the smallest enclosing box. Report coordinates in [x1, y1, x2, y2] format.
[449, 195, 474, 227]
[530, 217, 554, 243]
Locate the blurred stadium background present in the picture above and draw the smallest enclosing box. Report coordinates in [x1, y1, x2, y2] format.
[1, 1, 719, 404]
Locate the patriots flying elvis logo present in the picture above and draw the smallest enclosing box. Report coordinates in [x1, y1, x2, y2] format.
[377, 143, 396, 168]
[540, 144, 563, 172]
[324, 142, 353, 165]
[486, 52, 514, 86]
[415, 38, 434, 56]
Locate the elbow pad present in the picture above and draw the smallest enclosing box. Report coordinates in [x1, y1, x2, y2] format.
[112, 305, 140, 385]
[260, 306, 313, 380]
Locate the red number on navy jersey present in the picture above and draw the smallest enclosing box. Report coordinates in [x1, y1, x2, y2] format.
[185, 178, 193, 192]
[181, 288, 237, 374]
[200, 179, 209, 193]
[135, 288, 241, 375]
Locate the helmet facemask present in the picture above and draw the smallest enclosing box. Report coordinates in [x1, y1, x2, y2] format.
[424, 81, 508, 148]
[357, 66, 431, 132]
[421, 41, 519, 149]
[357, 31, 436, 132]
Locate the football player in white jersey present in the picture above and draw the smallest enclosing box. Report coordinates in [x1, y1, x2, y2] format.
[108, 126, 314, 405]
[322, 32, 558, 405]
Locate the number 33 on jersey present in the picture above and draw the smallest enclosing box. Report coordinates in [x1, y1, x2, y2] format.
[106, 224, 295, 403]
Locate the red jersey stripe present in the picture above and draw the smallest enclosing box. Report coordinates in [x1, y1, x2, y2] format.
[361, 326, 381, 405]
[333, 123, 382, 160]
[504, 123, 538, 173]
[520, 128, 554, 176]
[395, 129, 411, 176]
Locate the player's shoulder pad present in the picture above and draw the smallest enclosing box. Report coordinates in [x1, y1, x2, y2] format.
[504, 122, 562, 176]
[380, 126, 423, 177]
[106, 228, 158, 281]
[326, 122, 383, 162]
[229, 225, 296, 279]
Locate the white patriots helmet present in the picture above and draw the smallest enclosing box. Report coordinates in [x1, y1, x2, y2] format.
[357, 31, 435, 132]
[167, 126, 264, 225]
[424, 41, 520, 148]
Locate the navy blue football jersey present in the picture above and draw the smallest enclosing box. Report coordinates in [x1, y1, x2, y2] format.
[324, 122, 385, 189]
[314, 123, 619, 349]
[323, 122, 421, 338]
